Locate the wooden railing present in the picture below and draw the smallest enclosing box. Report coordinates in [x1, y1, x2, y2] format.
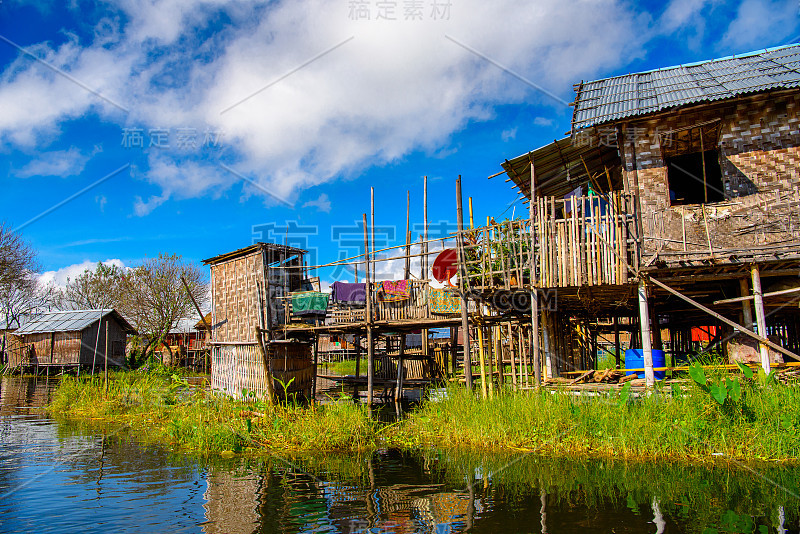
[459, 191, 640, 290]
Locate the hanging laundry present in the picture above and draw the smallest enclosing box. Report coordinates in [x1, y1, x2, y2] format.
[378, 280, 411, 302]
[331, 282, 367, 304]
[428, 288, 461, 314]
[291, 292, 330, 316]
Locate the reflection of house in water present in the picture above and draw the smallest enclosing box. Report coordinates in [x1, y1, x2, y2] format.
[202, 469, 262, 534]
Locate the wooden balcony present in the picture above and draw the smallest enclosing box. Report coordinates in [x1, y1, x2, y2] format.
[283, 280, 468, 329]
[459, 191, 640, 291]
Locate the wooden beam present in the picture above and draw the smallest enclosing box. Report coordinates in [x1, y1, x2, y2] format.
[648, 276, 800, 362]
[713, 286, 800, 306]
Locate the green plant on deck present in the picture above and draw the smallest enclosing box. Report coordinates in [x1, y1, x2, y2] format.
[274, 376, 298, 406]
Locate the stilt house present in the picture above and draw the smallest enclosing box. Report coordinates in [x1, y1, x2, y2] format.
[203, 243, 314, 398]
[9, 309, 135, 372]
[489, 44, 800, 381]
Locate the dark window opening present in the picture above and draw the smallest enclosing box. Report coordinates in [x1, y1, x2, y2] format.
[666, 150, 724, 206]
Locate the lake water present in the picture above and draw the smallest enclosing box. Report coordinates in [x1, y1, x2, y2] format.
[1, 376, 799, 533]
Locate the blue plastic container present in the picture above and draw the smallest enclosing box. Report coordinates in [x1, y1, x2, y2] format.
[625, 349, 666, 380]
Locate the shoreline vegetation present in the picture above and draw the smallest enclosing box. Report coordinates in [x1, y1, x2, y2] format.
[48, 368, 800, 463]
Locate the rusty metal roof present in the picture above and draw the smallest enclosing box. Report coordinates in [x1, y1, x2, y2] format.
[571, 44, 800, 132]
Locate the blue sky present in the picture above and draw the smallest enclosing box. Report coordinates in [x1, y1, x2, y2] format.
[2, 0, 799, 288]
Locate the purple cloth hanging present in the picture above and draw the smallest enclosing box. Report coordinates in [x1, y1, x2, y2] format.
[332, 282, 367, 304]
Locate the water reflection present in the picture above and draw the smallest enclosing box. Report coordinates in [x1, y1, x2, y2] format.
[1, 377, 798, 534]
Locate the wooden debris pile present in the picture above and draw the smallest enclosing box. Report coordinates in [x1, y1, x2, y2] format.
[544, 369, 639, 386]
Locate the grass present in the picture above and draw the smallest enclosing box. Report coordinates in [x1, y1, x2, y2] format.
[389, 376, 800, 462]
[321, 360, 358, 376]
[49, 371, 380, 455]
[49, 367, 800, 462]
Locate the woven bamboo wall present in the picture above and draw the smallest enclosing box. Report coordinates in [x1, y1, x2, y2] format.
[21, 332, 81, 364]
[211, 342, 312, 398]
[620, 91, 800, 262]
[210, 251, 266, 344]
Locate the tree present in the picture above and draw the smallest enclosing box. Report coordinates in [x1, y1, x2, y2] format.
[62, 262, 125, 310]
[0, 224, 49, 329]
[119, 254, 208, 367]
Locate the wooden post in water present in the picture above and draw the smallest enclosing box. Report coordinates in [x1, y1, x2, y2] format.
[353, 335, 361, 400]
[449, 326, 458, 376]
[637, 279, 655, 387]
[363, 213, 375, 406]
[104, 319, 109, 394]
[456, 176, 473, 389]
[751, 264, 771, 375]
[255, 327, 275, 404]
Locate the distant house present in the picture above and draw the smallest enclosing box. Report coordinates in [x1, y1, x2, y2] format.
[10, 309, 137, 372]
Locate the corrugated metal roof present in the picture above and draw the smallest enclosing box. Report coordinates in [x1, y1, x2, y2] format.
[571, 44, 800, 131]
[16, 309, 136, 335]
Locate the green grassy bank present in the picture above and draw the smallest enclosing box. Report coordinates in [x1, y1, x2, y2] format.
[49, 369, 800, 462]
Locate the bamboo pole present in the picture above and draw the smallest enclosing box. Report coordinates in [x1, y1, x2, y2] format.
[363, 213, 374, 406]
[404, 191, 411, 279]
[371, 188, 376, 283]
[751, 265, 771, 375]
[423, 177, 429, 357]
[92, 311, 102, 375]
[477, 324, 488, 398]
[456, 176, 473, 389]
[311, 333, 319, 403]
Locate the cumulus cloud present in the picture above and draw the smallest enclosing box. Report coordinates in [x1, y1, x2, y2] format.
[15, 147, 90, 178]
[38, 258, 126, 289]
[1, 0, 655, 209]
[532, 117, 555, 127]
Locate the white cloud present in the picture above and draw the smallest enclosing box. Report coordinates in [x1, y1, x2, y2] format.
[38, 258, 126, 289]
[1, 0, 648, 208]
[302, 193, 332, 213]
[15, 147, 90, 178]
[133, 153, 232, 215]
[501, 127, 517, 141]
[720, 0, 799, 49]
[532, 117, 555, 127]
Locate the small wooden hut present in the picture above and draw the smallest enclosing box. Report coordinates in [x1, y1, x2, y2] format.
[10, 309, 136, 373]
[202, 243, 314, 398]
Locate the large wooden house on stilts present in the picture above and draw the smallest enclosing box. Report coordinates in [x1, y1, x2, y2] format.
[490, 44, 800, 385]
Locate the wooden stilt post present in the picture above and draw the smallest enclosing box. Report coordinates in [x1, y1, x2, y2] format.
[456, 176, 473, 389]
[104, 320, 109, 394]
[542, 311, 554, 379]
[494, 325, 503, 387]
[395, 333, 405, 402]
[638, 279, 655, 387]
[449, 327, 457, 376]
[363, 213, 374, 406]
[311, 333, 319, 403]
[255, 327, 275, 404]
[614, 315, 621, 368]
[353, 335, 361, 400]
[739, 278, 754, 328]
[751, 264, 771, 375]
[477, 323, 488, 399]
